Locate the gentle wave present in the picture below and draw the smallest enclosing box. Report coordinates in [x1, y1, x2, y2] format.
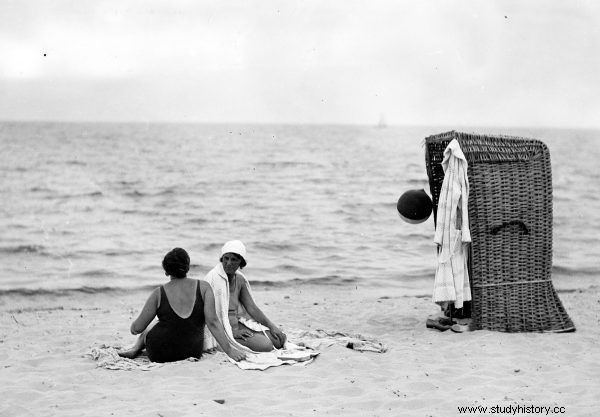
[59, 191, 104, 199]
[29, 186, 54, 193]
[120, 188, 186, 198]
[0, 285, 156, 297]
[0, 271, 434, 296]
[187, 217, 209, 225]
[198, 243, 226, 252]
[552, 264, 600, 277]
[1, 280, 593, 298]
[65, 160, 87, 166]
[80, 269, 114, 277]
[253, 242, 298, 252]
[0, 276, 358, 296]
[71, 249, 149, 258]
[255, 161, 326, 169]
[29, 191, 104, 199]
[0, 244, 47, 255]
[405, 179, 429, 186]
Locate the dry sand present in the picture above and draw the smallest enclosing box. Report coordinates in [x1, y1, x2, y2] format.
[0, 284, 599, 416]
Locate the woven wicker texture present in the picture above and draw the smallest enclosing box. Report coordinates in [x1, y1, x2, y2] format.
[425, 131, 575, 332]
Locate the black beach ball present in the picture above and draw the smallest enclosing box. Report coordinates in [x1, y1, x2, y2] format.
[397, 189, 433, 224]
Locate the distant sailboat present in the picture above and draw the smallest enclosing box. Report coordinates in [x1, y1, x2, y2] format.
[377, 114, 388, 128]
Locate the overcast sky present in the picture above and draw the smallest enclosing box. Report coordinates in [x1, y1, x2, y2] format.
[1, 0, 599, 127]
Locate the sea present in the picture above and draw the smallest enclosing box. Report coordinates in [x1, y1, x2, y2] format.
[1, 122, 599, 295]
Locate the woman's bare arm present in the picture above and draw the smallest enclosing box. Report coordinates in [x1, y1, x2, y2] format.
[130, 288, 159, 335]
[239, 279, 286, 346]
[239, 282, 276, 328]
[201, 282, 246, 361]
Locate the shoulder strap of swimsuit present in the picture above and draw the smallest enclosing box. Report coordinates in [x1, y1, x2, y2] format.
[158, 285, 167, 308]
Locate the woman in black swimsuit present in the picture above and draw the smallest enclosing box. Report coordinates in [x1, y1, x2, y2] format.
[118, 248, 246, 363]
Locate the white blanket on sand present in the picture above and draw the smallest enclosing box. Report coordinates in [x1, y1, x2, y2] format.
[288, 329, 387, 353]
[432, 139, 472, 309]
[88, 329, 386, 371]
[88, 344, 166, 371]
[87, 343, 317, 371]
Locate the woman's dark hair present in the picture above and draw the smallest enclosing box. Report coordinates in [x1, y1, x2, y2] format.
[162, 248, 190, 278]
[219, 253, 246, 269]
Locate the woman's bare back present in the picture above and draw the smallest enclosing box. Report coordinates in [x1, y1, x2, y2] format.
[162, 278, 199, 318]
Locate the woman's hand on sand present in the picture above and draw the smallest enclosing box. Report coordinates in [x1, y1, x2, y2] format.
[225, 346, 246, 362]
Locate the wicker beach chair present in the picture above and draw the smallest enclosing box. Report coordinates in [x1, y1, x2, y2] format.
[424, 131, 575, 332]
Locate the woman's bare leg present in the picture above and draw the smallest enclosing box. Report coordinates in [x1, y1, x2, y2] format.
[234, 323, 275, 352]
[118, 321, 157, 359]
[119, 322, 157, 358]
[118, 330, 148, 359]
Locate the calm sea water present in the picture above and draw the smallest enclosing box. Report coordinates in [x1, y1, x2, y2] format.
[1, 122, 598, 294]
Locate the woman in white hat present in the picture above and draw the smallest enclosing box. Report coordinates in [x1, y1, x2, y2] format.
[203, 240, 287, 352]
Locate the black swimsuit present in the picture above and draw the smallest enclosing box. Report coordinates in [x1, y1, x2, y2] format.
[145, 281, 205, 363]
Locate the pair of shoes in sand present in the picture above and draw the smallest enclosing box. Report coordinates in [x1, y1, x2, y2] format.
[426, 316, 472, 333]
[426, 317, 453, 331]
[450, 321, 471, 333]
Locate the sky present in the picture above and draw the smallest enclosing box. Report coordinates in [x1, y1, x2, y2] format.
[1, 0, 599, 128]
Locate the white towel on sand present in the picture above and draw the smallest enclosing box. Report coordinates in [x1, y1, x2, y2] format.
[87, 329, 387, 371]
[87, 343, 316, 371]
[432, 139, 472, 309]
[289, 329, 387, 353]
[88, 344, 166, 371]
[230, 342, 319, 370]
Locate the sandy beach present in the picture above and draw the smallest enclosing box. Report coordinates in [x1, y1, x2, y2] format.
[0, 283, 598, 417]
